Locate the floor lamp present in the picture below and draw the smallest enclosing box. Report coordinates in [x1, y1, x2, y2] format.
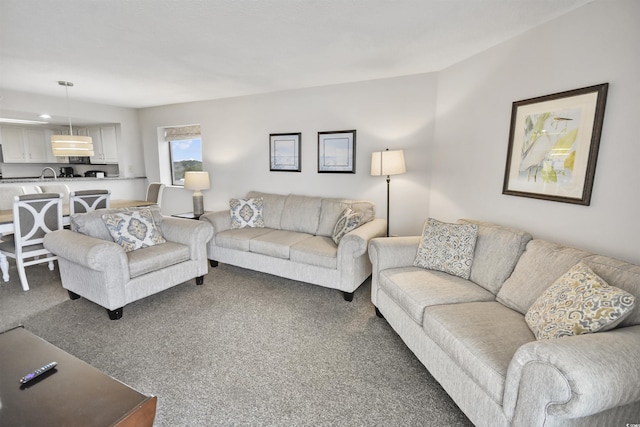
[371, 149, 406, 237]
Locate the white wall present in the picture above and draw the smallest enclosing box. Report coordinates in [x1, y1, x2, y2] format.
[431, 0, 640, 263]
[138, 73, 438, 235]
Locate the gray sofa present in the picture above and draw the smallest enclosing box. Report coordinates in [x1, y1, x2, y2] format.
[369, 219, 640, 426]
[44, 206, 213, 319]
[200, 191, 387, 300]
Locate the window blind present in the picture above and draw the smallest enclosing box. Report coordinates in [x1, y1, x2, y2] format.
[164, 125, 201, 141]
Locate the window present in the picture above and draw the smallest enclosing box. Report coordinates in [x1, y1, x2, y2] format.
[164, 125, 203, 186]
[169, 138, 203, 185]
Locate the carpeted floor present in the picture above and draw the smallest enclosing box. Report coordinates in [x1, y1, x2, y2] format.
[1, 263, 472, 426]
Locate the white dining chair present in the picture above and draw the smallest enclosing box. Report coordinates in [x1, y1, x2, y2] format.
[37, 184, 71, 205]
[0, 187, 25, 210]
[0, 193, 63, 291]
[70, 189, 111, 215]
[145, 182, 165, 208]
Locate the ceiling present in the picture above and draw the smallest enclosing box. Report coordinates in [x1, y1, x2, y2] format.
[0, 0, 592, 109]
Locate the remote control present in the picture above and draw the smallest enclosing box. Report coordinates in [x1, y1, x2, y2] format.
[19, 361, 57, 384]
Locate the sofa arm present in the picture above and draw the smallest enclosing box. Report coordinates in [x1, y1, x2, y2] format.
[503, 325, 640, 425]
[43, 229, 129, 277]
[368, 236, 421, 306]
[199, 210, 231, 235]
[160, 217, 213, 261]
[338, 218, 387, 259]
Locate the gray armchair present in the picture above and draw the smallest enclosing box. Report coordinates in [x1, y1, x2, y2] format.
[44, 206, 213, 319]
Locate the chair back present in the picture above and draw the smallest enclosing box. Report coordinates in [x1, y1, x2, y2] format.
[0, 187, 25, 210]
[70, 189, 111, 214]
[13, 193, 63, 248]
[146, 182, 165, 207]
[37, 184, 71, 205]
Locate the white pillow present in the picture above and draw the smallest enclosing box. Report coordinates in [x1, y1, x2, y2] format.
[331, 208, 362, 245]
[230, 197, 264, 229]
[413, 218, 478, 279]
[102, 209, 166, 252]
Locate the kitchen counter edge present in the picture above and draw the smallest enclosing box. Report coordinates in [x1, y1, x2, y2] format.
[0, 176, 147, 184]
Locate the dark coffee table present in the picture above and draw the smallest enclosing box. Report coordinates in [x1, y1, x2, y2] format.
[0, 326, 157, 426]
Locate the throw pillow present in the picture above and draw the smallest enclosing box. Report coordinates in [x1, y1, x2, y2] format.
[230, 197, 264, 229]
[413, 218, 478, 279]
[525, 262, 636, 340]
[102, 208, 166, 252]
[332, 208, 362, 245]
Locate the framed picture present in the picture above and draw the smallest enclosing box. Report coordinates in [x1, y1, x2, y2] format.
[270, 133, 301, 172]
[503, 83, 608, 205]
[317, 130, 356, 173]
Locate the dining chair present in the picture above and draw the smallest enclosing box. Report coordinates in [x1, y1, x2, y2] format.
[21, 185, 43, 195]
[0, 187, 25, 210]
[146, 182, 165, 208]
[70, 189, 111, 214]
[37, 184, 71, 205]
[0, 193, 63, 291]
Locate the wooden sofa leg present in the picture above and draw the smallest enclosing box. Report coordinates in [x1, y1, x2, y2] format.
[375, 307, 385, 319]
[343, 291, 354, 302]
[196, 276, 204, 286]
[68, 290, 81, 300]
[107, 307, 123, 320]
[209, 260, 218, 268]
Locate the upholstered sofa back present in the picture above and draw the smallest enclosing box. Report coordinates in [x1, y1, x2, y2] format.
[246, 191, 375, 237]
[70, 206, 164, 241]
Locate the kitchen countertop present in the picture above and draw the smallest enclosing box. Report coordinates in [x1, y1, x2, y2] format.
[0, 176, 146, 184]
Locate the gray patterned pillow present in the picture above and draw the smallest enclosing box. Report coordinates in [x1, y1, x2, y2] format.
[230, 197, 264, 229]
[525, 262, 635, 340]
[413, 218, 478, 279]
[102, 208, 166, 252]
[332, 208, 362, 245]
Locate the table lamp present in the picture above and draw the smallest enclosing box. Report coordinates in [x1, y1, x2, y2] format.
[184, 171, 210, 216]
[371, 148, 406, 237]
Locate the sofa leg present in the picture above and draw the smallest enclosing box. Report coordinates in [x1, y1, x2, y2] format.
[375, 307, 385, 319]
[209, 260, 218, 268]
[196, 276, 204, 286]
[107, 307, 123, 320]
[343, 291, 354, 302]
[68, 290, 80, 300]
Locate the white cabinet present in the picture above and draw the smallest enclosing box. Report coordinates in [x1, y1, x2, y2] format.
[0, 127, 49, 163]
[89, 125, 118, 164]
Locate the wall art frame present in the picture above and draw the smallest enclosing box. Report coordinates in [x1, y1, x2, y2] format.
[317, 130, 356, 173]
[502, 83, 608, 205]
[270, 132, 301, 172]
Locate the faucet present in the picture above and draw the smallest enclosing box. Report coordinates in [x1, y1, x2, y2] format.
[40, 167, 57, 180]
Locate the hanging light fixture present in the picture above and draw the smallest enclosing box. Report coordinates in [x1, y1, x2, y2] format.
[51, 81, 94, 156]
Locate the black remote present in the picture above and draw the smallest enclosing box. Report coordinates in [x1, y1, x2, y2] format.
[19, 361, 58, 384]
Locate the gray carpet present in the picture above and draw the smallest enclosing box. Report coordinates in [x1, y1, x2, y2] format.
[2, 263, 472, 426]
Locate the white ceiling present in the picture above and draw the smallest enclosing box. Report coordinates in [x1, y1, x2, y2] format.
[0, 0, 592, 109]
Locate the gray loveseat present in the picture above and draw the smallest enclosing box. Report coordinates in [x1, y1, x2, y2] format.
[200, 191, 387, 300]
[369, 219, 640, 426]
[44, 206, 213, 319]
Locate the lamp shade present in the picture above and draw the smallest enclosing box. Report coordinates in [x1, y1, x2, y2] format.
[184, 171, 210, 191]
[51, 135, 95, 156]
[371, 149, 406, 176]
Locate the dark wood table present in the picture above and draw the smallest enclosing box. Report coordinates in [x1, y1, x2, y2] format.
[0, 326, 157, 426]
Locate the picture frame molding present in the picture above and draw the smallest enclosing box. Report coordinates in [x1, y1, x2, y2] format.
[269, 132, 301, 172]
[317, 129, 356, 174]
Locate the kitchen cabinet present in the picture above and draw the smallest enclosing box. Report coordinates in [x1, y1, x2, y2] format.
[1, 126, 49, 163]
[89, 125, 118, 164]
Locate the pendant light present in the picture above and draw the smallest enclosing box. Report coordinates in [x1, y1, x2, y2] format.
[51, 81, 94, 156]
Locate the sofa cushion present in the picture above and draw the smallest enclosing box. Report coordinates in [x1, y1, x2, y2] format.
[378, 267, 495, 325]
[583, 254, 640, 327]
[458, 219, 532, 294]
[102, 209, 166, 252]
[230, 197, 264, 229]
[332, 208, 362, 245]
[413, 218, 478, 279]
[496, 240, 592, 315]
[71, 206, 163, 241]
[247, 191, 287, 229]
[215, 227, 275, 251]
[249, 230, 313, 259]
[525, 262, 635, 340]
[423, 301, 535, 405]
[290, 236, 338, 269]
[279, 195, 322, 234]
[127, 241, 190, 278]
